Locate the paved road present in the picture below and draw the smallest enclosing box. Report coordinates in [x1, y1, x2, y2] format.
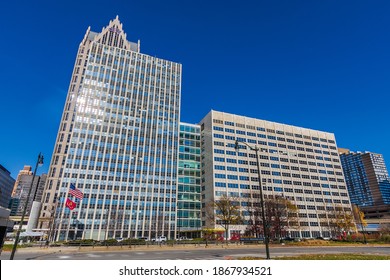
[2, 245, 389, 260]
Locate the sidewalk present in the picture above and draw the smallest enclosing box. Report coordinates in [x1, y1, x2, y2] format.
[5, 242, 262, 254]
[0, 243, 263, 260]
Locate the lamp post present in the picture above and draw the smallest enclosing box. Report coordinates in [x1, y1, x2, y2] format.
[26, 176, 42, 234]
[235, 140, 270, 259]
[10, 152, 43, 260]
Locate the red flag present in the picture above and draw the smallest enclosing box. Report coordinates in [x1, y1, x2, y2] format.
[65, 198, 76, 210]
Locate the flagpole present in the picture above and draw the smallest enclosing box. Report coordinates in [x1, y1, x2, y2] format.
[63, 183, 83, 241]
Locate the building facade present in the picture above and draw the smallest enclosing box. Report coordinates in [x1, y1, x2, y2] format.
[340, 150, 390, 207]
[10, 166, 46, 216]
[40, 17, 182, 241]
[0, 164, 15, 209]
[199, 110, 353, 239]
[177, 123, 201, 238]
[340, 150, 390, 220]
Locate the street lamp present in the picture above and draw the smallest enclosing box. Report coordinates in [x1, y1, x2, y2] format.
[10, 152, 43, 260]
[235, 140, 270, 259]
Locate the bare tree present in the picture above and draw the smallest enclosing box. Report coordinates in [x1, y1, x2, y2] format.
[379, 223, 390, 235]
[244, 195, 299, 241]
[326, 205, 355, 239]
[205, 195, 243, 241]
[243, 198, 263, 238]
[264, 196, 299, 240]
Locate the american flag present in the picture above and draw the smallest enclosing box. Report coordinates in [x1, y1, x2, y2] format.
[69, 183, 83, 199]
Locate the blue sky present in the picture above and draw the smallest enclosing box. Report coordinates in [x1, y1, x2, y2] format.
[1, 0, 389, 177]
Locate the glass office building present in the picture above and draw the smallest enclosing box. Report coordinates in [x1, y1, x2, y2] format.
[0, 164, 15, 209]
[40, 17, 181, 241]
[177, 123, 201, 238]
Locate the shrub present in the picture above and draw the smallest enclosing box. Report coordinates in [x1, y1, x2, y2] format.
[379, 234, 390, 243]
[101, 238, 118, 246]
[120, 239, 146, 245]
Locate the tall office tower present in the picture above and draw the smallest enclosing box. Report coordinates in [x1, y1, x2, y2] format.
[40, 17, 182, 241]
[0, 164, 15, 209]
[340, 150, 390, 218]
[177, 123, 201, 238]
[10, 166, 46, 216]
[199, 110, 353, 239]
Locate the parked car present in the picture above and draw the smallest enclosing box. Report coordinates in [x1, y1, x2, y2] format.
[138, 237, 150, 242]
[177, 236, 193, 241]
[282, 236, 295, 241]
[315, 236, 330, 240]
[282, 237, 301, 242]
[151, 236, 167, 242]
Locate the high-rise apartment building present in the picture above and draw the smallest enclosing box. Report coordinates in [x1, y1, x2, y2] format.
[0, 164, 15, 209]
[340, 150, 390, 219]
[178, 123, 201, 238]
[10, 166, 46, 216]
[199, 110, 353, 239]
[41, 17, 182, 241]
[339, 150, 390, 206]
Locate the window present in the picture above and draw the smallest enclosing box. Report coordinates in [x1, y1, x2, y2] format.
[214, 165, 225, 170]
[227, 166, 237, 171]
[214, 141, 224, 146]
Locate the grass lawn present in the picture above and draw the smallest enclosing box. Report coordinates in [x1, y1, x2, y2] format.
[239, 254, 390, 260]
[274, 239, 388, 246]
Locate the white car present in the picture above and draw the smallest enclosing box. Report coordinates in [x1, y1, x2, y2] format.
[138, 237, 150, 242]
[152, 236, 167, 242]
[177, 236, 193, 241]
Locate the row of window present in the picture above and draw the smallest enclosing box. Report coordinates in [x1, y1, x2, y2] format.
[214, 164, 343, 175]
[213, 157, 341, 170]
[212, 120, 335, 144]
[214, 181, 347, 193]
